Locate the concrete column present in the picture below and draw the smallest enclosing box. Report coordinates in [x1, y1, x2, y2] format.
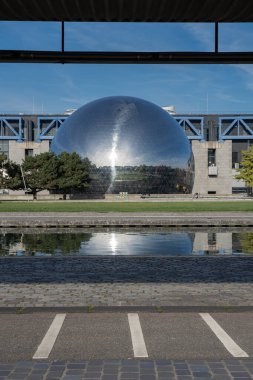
[192, 140, 232, 195]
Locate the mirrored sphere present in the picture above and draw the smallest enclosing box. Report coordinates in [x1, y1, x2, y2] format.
[51, 96, 194, 195]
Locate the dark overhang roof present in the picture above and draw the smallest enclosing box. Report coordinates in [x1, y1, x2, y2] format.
[0, 0, 253, 22]
[1, 51, 253, 64]
[1, 0, 253, 64]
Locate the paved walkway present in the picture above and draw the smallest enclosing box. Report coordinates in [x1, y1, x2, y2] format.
[1, 359, 253, 379]
[0, 256, 252, 308]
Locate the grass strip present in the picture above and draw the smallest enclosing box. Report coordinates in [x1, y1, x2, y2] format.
[0, 201, 252, 212]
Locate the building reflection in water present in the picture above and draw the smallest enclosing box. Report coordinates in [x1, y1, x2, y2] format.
[192, 232, 233, 255]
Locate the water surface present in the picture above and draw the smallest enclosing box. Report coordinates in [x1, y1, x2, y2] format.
[0, 228, 252, 257]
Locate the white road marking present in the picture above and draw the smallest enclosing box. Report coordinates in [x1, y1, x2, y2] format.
[128, 313, 148, 358]
[200, 313, 248, 358]
[33, 314, 66, 359]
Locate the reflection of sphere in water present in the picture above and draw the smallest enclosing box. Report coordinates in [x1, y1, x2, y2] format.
[81, 232, 193, 256]
[51, 96, 194, 194]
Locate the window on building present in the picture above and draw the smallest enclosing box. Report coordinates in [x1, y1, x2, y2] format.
[25, 149, 33, 157]
[232, 151, 239, 168]
[208, 149, 216, 166]
[232, 140, 248, 168]
[208, 191, 216, 194]
[232, 187, 247, 194]
[208, 232, 216, 246]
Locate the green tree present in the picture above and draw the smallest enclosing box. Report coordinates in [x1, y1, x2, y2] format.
[1, 151, 91, 198]
[0, 153, 5, 166]
[4, 161, 23, 190]
[57, 152, 91, 195]
[22, 152, 59, 198]
[235, 146, 253, 194]
[0, 153, 6, 189]
[0, 154, 23, 191]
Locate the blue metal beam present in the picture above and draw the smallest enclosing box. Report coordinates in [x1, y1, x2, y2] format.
[0, 117, 23, 141]
[219, 116, 253, 140]
[175, 117, 204, 140]
[36, 116, 67, 141]
[240, 119, 253, 135]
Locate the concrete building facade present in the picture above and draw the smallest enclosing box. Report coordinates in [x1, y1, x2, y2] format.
[192, 140, 233, 195]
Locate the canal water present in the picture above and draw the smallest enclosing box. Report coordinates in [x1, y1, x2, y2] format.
[0, 228, 253, 257]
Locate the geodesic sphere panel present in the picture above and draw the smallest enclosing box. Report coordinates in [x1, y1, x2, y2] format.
[51, 96, 194, 194]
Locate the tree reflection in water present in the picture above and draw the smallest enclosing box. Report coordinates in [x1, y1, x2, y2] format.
[0, 233, 92, 256]
[0, 233, 22, 256]
[235, 233, 253, 254]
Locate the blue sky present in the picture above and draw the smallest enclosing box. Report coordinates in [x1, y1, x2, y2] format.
[0, 21, 253, 114]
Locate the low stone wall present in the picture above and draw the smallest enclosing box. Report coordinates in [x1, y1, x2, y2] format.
[0, 193, 248, 202]
[0, 212, 253, 227]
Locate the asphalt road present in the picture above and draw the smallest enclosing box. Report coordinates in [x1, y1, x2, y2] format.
[1, 312, 252, 362]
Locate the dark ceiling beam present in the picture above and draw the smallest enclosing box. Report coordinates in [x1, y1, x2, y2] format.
[1, 50, 253, 64]
[1, 0, 253, 22]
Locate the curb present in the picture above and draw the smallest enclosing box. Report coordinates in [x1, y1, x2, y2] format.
[1, 306, 253, 313]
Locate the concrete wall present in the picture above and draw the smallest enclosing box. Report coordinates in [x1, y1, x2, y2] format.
[192, 140, 232, 195]
[9, 141, 50, 164]
[7, 141, 50, 195]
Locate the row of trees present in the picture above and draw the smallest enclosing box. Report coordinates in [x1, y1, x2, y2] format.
[0, 152, 91, 198]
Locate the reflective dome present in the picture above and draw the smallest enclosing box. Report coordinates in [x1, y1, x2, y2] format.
[51, 96, 194, 195]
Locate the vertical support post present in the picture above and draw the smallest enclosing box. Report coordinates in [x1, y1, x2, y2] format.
[200, 117, 204, 141]
[218, 117, 222, 141]
[61, 21, 65, 52]
[18, 117, 23, 142]
[215, 22, 219, 53]
[36, 117, 41, 142]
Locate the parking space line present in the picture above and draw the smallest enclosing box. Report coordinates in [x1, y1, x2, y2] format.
[128, 313, 148, 358]
[33, 314, 66, 359]
[200, 313, 249, 358]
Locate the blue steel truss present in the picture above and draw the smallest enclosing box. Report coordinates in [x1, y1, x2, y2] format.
[174, 117, 204, 140]
[36, 116, 67, 141]
[0, 117, 23, 141]
[219, 116, 253, 140]
[38, 115, 205, 141]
